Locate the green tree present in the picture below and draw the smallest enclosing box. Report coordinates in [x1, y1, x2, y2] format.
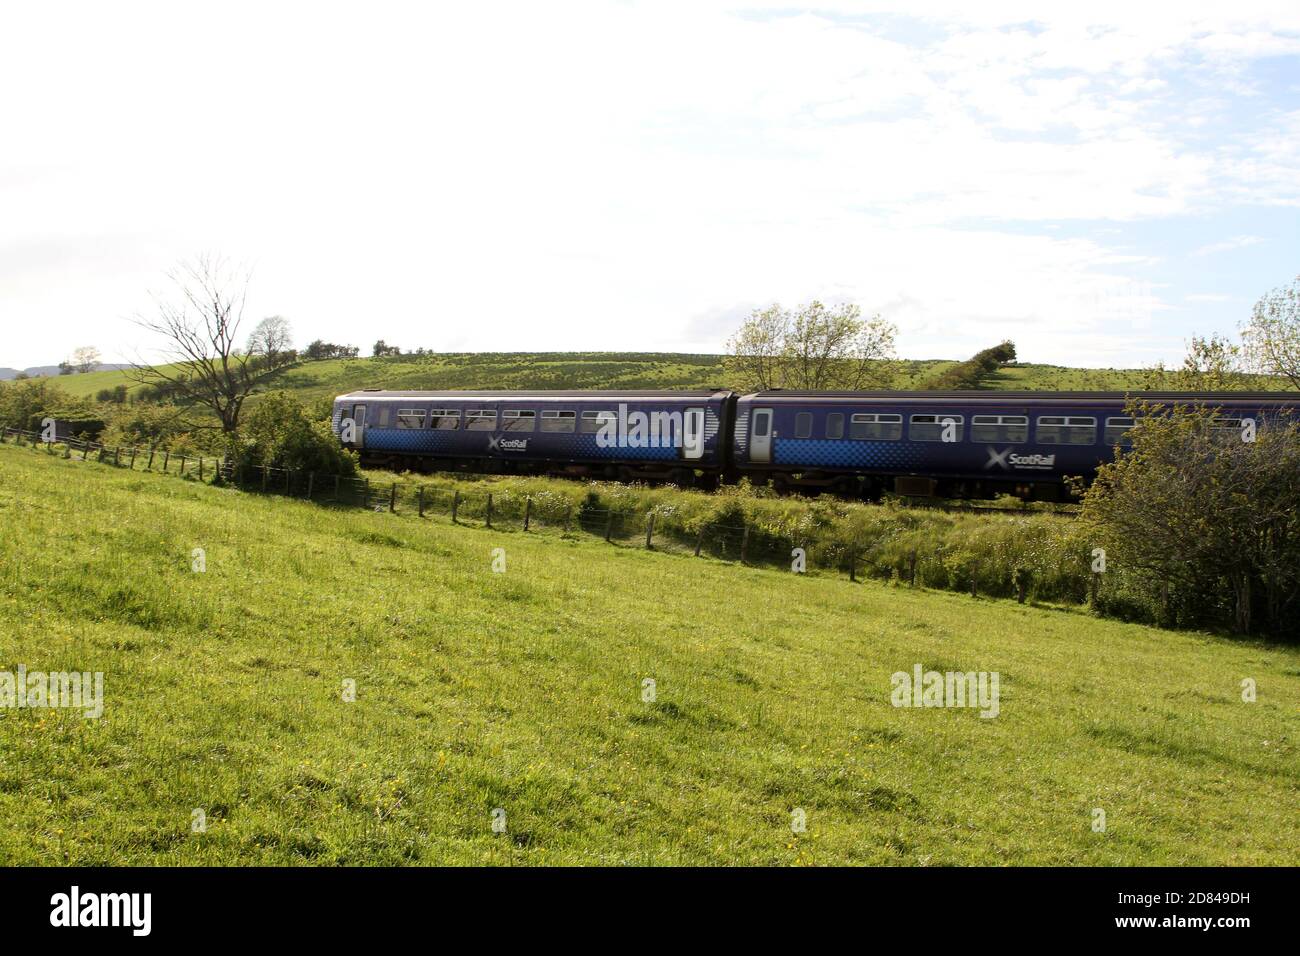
[0, 379, 96, 431]
[725, 301, 897, 391]
[924, 341, 1017, 389]
[1241, 275, 1300, 390]
[235, 392, 358, 477]
[1080, 401, 1300, 636]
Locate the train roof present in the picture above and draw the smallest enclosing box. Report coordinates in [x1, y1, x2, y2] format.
[334, 389, 734, 401]
[740, 389, 1300, 402]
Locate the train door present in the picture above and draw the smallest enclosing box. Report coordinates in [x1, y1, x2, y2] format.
[750, 407, 773, 463]
[683, 407, 705, 460]
[347, 404, 366, 448]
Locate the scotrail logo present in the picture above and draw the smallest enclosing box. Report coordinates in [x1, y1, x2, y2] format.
[594, 404, 704, 455]
[1009, 452, 1055, 470]
[487, 435, 528, 452]
[986, 447, 1055, 471]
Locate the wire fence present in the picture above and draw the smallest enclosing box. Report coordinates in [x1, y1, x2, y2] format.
[0, 424, 1085, 603]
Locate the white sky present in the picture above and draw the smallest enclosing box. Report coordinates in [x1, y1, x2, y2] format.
[2, 0, 1299, 369]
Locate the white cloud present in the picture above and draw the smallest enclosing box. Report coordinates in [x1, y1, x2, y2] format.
[0, 0, 1297, 369]
[1192, 235, 1267, 256]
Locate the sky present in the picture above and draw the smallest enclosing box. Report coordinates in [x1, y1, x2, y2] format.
[1, 0, 1298, 370]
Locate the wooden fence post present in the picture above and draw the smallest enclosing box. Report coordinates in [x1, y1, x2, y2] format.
[451, 490, 461, 523]
[1016, 570, 1028, 604]
[970, 564, 978, 598]
[485, 493, 493, 528]
[82, 442, 90, 461]
[604, 510, 614, 542]
[909, 549, 917, 588]
[740, 525, 751, 564]
[364, 478, 370, 508]
[97, 446, 105, 463]
[198, 456, 203, 481]
[262, 464, 269, 491]
[694, 526, 704, 557]
[417, 485, 424, 517]
[147, 446, 155, 470]
[523, 496, 532, 531]
[563, 504, 572, 533]
[389, 483, 397, 513]
[129, 447, 138, 470]
[644, 512, 655, 549]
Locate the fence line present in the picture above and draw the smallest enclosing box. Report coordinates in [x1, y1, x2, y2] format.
[0, 425, 1092, 603]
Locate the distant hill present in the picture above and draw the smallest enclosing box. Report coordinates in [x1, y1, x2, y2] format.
[0, 363, 131, 381]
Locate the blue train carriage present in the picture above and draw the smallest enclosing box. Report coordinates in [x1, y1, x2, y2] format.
[731, 391, 1293, 500]
[332, 389, 735, 483]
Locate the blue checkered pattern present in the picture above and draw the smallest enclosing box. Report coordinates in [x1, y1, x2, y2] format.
[772, 438, 922, 470]
[363, 428, 681, 461]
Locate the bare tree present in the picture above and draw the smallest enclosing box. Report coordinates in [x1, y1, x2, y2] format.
[129, 255, 262, 437]
[246, 315, 293, 369]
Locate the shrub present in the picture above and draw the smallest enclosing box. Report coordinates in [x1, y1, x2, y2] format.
[234, 392, 358, 478]
[1080, 402, 1300, 637]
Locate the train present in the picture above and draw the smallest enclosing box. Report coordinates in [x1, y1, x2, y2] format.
[331, 388, 1299, 500]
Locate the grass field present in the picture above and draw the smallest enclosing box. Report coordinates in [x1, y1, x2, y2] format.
[1, 444, 1297, 865]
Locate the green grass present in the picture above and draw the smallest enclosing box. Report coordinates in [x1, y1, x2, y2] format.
[1, 444, 1297, 865]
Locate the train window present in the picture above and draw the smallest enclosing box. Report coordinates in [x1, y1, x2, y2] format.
[971, 415, 1027, 443]
[540, 410, 577, 433]
[376, 406, 392, 427]
[850, 413, 903, 441]
[1104, 417, 1134, 445]
[794, 412, 813, 439]
[396, 408, 426, 429]
[826, 412, 845, 440]
[908, 414, 963, 442]
[579, 410, 615, 433]
[501, 409, 536, 432]
[429, 408, 460, 430]
[465, 409, 497, 430]
[1037, 416, 1096, 445]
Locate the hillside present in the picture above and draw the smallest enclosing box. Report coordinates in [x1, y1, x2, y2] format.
[0, 444, 1296, 864]
[42, 351, 1181, 406]
[0, 364, 132, 382]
